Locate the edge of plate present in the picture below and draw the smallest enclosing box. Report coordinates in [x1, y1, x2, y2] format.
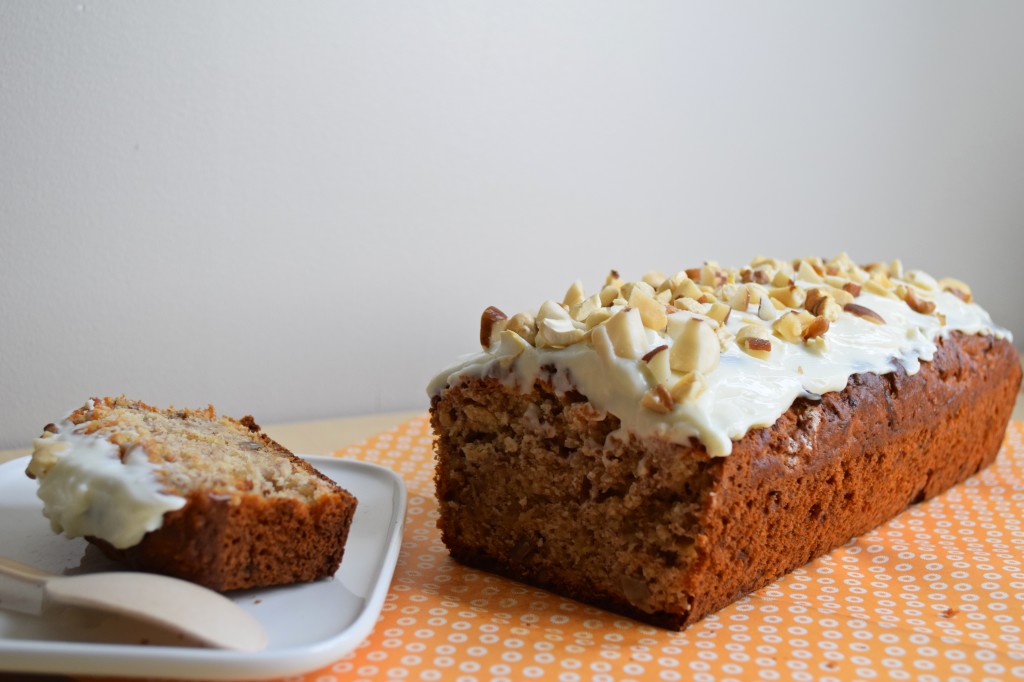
[0, 455, 408, 680]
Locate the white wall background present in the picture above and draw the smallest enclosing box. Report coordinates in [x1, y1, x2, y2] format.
[2, 1, 1022, 450]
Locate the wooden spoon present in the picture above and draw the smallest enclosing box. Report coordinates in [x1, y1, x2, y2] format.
[0, 557, 267, 652]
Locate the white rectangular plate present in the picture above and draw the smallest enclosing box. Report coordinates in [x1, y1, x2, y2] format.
[0, 455, 406, 680]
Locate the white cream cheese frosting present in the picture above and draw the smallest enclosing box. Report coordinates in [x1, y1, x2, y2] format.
[27, 412, 186, 549]
[428, 255, 1011, 456]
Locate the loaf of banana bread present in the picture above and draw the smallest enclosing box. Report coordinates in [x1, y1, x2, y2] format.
[429, 255, 1020, 629]
[27, 397, 357, 591]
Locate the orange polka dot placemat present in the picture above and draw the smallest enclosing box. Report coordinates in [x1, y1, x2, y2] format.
[93, 418, 1024, 682]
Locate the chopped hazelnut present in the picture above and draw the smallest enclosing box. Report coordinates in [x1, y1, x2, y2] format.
[672, 278, 703, 301]
[844, 303, 885, 325]
[770, 285, 806, 309]
[628, 287, 669, 332]
[802, 315, 830, 341]
[721, 284, 751, 311]
[797, 259, 824, 283]
[904, 269, 938, 292]
[584, 308, 613, 330]
[494, 330, 530, 364]
[505, 312, 536, 345]
[757, 295, 778, 321]
[938, 277, 973, 303]
[641, 384, 675, 414]
[599, 284, 621, 307]
[842, 281, 862, 297]
[736, 324, 773, 359]
[669, 318, 720, 375]
[707, 302, 732, 326]
[642, 271, 667, 289]
[670, 371, 707, 402]
[903, 286, 936, 315]
[480, 306, 508, 349]
[562, 280, 585, 308]
[604, 307, 647, 359]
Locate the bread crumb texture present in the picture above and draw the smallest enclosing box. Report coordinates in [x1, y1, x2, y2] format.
[54, 397, 357, 591]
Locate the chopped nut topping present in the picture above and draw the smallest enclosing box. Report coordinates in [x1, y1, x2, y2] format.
[641, 384, 675, 413]
[494, 330, 530, 364]
[863, 277, 898, 299]
[797, 259, 824, 284]
[570, 294, 601, 323]
[599, 285, 620, 307]
[771, 270, 793, 288]
[505, 312, 536, 344]
[772, 311, 806, 344]
[641, 344, 668, 363]
[670, 371, 707, 402]
[628, 288, 669, 332]
[468, 255, 977, 425]
[707, 302, 732, 326]
[642, 271, 667, 289]
[673, 297, 709, 315]
[673, 278, 703, 300]
[938, 277, 973, 303]
[669, 318, 720, 375]
[904, 270, 938, 292]
[639, 346, 670, 388]
[480, 306, 508, 349]
[842, 281, 862, 297]
[584, 308, 613, 330]
[770, 285, 806, 309]
[805, 289, 842, 322]
[721, 284, 751, 311]
[902, 286, 936, 315]
[843, 303, 886, 324]
[802, 315, 830, 341]
[604, 307, 646, 359]
[757, 295, 778, 321]
[536, 300, 584, 348]
[562, 280, 585, 308]
[538, 316, 585, 348]
[736, 324, 773, 359]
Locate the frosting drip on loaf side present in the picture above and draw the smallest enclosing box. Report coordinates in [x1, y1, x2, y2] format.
[429, 256, 1011, 456]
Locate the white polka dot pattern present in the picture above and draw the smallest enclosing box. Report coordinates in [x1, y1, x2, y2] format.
[88, 418, 1024, 682]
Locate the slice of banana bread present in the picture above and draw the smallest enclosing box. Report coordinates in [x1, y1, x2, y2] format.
[27, 397, 357, 591]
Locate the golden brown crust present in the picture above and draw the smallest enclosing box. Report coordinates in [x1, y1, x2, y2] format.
[431, 333, 1021, 629]
[91, 488, 357, 591]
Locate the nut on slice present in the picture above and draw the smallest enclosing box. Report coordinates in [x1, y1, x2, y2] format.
[480, 306, 508, 349]
[938, 277, 972, 303]
[628, 288, 669, 332]
[641, 384, 675, 414]
[669, 318, 720, 375]
[670, 371, 707, 402]
[641, 344, 672, 385]
[604, 307, 647, 359]
[772, 310, 812, 344]
[843, 303, 885, 325]
[736, 324, 773, 359]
